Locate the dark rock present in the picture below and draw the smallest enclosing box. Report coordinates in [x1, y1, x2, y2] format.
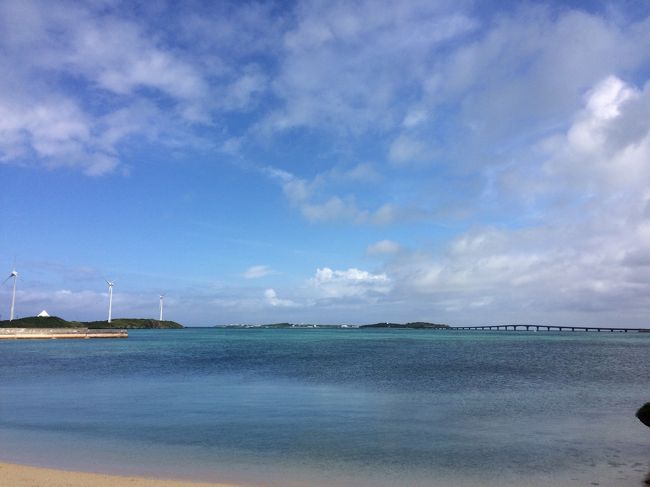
[636, 402, 650, 428]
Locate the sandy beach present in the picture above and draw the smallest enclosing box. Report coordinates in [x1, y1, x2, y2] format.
[0, 463, 250, 487]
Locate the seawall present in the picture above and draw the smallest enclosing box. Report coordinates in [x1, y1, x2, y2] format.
[0, 328, 128, 339]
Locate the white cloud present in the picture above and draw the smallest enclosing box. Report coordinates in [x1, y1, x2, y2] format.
[60, 14, 210, 120]
[310, 267, 391, 300]
[388, 134, 432, 164]
[402, 105, 429, 128]
[430, 6, 650, 151]
[301, 196, 359, 222]
[265, 1, 478, 134]
[0, 0, 278, 174]
[540, 75, 650, 192]
[264, 288, 297, 307]
[243, 265, 274, 279]
[222, 65, 268, 111]
[327, 162, 382, 184]
[367, 240, 401, 256]
[2, 1, 649, 180]
[377, 74, 650, 325]
[263, 164, 400, 224]
[0, 94, 120, 175]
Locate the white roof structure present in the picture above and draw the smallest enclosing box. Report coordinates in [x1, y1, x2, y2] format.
[37, 310, 50, 317]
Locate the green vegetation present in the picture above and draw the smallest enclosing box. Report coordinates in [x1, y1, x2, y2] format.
[0, 316, 81, 328]
[360, 322, 449, 329]
[255, 322, 297, 328]
[0, 316, 183, 329]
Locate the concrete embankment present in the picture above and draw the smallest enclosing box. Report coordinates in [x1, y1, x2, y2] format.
[0, 328, 128, 339]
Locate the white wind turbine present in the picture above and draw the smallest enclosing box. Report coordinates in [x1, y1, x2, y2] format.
[2, 266, 19, 321]
[106, 280, 114, 323]
[159, 294, 165, 321]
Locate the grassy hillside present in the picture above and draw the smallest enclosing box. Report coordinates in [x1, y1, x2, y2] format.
[0, 316, 183, 329]
[0, 316, 82, 328]
[83, 318, 183, 329]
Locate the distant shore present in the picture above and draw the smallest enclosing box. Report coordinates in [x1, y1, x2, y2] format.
[0, 463, 249, 487]
[0, 316, 183, 329]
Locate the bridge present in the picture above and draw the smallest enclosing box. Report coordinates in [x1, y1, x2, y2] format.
[450, 324, 648, 333]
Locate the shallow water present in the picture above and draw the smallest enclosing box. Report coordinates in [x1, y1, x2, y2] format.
[0, 328, 649, 486]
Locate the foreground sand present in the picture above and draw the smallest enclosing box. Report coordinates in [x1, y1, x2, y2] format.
[0, 462, 250, 487]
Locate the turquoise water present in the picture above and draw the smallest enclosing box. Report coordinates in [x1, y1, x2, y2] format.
[0, 328, 649, 486]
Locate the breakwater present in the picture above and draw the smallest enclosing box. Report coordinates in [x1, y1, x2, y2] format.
[0, 328, 128, 339]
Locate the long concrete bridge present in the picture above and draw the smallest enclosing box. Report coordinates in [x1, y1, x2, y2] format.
[450, 324, 648, 333]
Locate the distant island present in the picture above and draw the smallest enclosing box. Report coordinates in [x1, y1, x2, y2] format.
[222, 322, 448, 329]
[0, 316, 184, 329]
[360, 322, 449, 329]
[223, 323, 337, 329]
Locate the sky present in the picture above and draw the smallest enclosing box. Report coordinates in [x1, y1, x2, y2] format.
[1, 0, 650, 326]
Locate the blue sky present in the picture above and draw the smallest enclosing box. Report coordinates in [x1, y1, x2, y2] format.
[2, 0, 650, 326]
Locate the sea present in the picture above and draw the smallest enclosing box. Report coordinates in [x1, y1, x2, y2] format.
[0, 328, 649, 487]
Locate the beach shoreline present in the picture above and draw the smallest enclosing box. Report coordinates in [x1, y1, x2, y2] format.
[0, 462, 252, 487]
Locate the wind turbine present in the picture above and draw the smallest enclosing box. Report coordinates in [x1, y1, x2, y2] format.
[2, 267, 18, 321]
[106, 280, 114, 323]
[159, 294, 165, 321]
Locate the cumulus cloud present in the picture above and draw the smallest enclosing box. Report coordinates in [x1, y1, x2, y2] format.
[310, 267, 391, 300]
[264, 288, 297, 307]
[541, 75, 650, 192]
[377, 74, 650, 325]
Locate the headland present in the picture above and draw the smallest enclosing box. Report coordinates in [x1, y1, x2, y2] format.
[0, 316, 183, 339]
[0, 316, 184, 329]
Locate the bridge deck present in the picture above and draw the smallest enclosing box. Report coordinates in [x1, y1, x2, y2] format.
[448, 325, 648, 333]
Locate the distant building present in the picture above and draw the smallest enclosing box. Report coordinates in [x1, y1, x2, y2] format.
[37, 310, 50, 317]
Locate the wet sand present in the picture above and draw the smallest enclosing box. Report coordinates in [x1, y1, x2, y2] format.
[0, 462, 250, 487]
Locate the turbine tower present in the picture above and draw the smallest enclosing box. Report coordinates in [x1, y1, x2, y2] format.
[159, 294, 165, 321]
[106, 280, 114, 323]
[3, 268, 18, 321]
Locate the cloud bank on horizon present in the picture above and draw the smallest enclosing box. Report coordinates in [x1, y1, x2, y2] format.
[1, 0, 650, 326]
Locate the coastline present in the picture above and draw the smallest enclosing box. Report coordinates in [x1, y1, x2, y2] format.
[0, 327, 128, 339]
[0, 462, 252, 487]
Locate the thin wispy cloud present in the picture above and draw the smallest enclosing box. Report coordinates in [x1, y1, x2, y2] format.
[243, 265, 274, 279]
